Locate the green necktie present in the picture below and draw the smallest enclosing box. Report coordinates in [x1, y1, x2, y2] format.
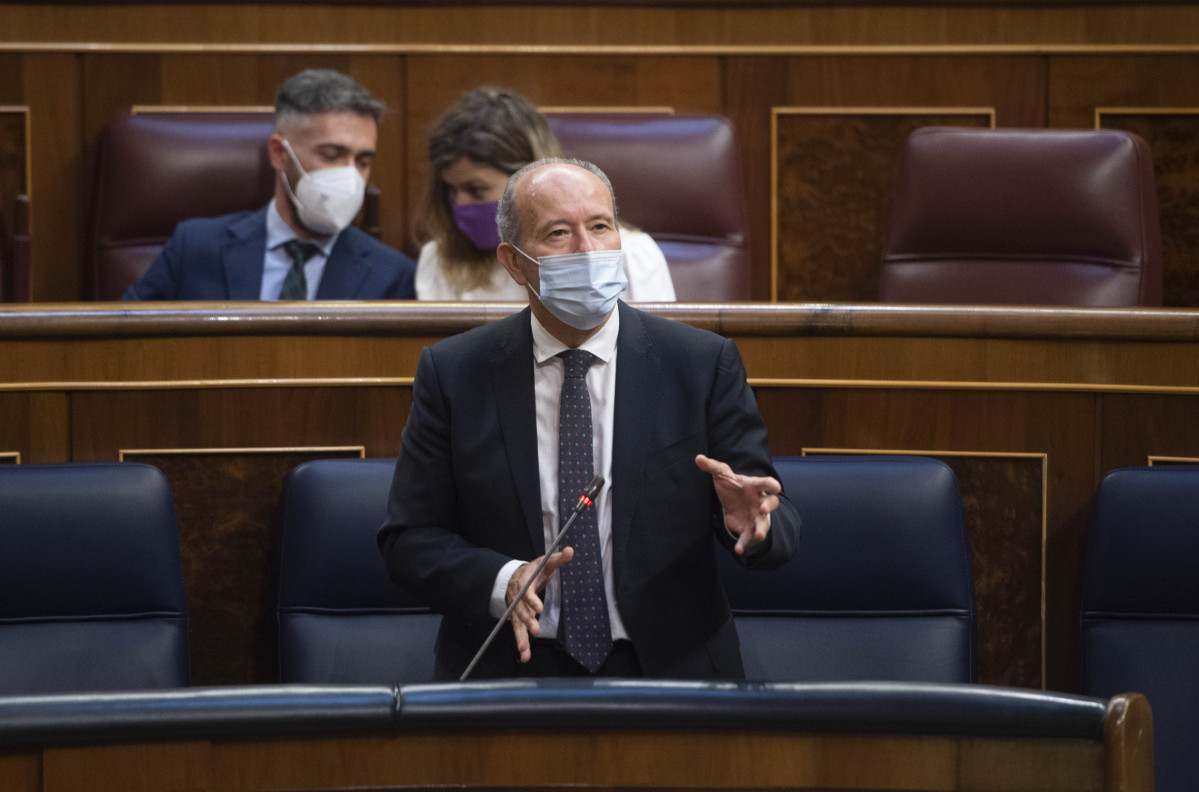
[280, 239, 317, 300]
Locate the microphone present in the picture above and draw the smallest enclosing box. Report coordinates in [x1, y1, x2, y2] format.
[459, 475, 604, 681]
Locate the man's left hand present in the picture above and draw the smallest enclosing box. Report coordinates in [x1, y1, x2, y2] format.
[695, 454, 781, 555]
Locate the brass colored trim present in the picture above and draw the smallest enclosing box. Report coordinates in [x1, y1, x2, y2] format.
[118, 445, 366, 462]
[539, 106, 674, 114]
[802, 446, 1049, 688]
[0, 378, 414, 392]
[0, 452, 20, 463]
[770, 107, 996, 303]
[131, 105, 274, 115]
[1148, 456, 1199, 465]
[748, 378, 1199, 395]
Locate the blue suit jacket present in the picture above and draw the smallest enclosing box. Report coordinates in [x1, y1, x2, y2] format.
[378, 302, 800, 680]
[122, 207, 416, 300]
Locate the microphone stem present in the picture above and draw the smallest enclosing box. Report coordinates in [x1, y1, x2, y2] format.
[459, 501, 588, 682]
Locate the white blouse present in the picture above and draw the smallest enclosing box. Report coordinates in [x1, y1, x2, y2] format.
[414, 229, 677, 302]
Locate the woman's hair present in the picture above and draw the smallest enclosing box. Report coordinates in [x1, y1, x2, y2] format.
[415, 87, 562, 292]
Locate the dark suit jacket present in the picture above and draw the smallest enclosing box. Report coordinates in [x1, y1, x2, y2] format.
[122, 207, 416, 300]
[378, 302, 800, 680]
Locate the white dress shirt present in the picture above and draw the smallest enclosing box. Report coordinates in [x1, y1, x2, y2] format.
[489, 307, 629, 642]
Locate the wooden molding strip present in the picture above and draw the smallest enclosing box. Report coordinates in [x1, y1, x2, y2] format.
[7, 42, 1199, 56]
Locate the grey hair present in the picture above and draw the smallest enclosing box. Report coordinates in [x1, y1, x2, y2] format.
[274, 69, 385, 129]
[497, 157, 618, 247]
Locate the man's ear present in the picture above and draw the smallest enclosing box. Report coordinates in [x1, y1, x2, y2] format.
[496, 242, 529, 287]
[267, 134, 290, 173]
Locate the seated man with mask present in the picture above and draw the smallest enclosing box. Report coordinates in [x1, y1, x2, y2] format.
[124, 68, 415, 301]
[378, 157, 800, 680]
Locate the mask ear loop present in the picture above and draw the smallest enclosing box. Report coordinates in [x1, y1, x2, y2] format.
[279, 139, 310, 209]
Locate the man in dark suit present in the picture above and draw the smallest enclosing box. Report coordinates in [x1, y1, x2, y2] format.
[378, 159, 799, 680]
[124, 69, 414, 301]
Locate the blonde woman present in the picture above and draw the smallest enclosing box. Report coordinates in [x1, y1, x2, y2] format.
[413, 87, 675, 302]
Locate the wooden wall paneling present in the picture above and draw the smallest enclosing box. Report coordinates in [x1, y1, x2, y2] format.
[22, 54, 82, 302]
[725, 57, 788, 301]
[347, 54, 408, 254]
[754, 386, 1099, 691]
[1097, 109, 1199, 308]
[1048, 54, 1199, 130]
[772, 108, 993, 303]
[1100, 393, 1199, 470]
[119, 445, 364, 685]
[403, 54, 724, 257]
[43, 741, 210, 792]
[0, 753, 39, 792]
[0, 391, 69, 464]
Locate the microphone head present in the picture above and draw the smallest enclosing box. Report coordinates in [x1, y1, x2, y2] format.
[583, 475, 604, 500]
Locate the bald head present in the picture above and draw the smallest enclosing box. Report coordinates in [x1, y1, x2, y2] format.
[497, 158, 617, 248]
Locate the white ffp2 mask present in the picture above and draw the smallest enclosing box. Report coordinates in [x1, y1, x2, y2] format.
[281, 140, 366, 235]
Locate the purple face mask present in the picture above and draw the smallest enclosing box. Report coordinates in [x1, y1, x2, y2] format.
[452, 200, 502, 251]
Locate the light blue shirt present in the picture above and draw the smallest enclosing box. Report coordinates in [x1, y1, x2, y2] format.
[261, 200, 339, 300]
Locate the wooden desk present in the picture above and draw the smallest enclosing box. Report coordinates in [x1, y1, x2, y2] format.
[0, 682, 1154, 792]
[2, 302, 1197, 691]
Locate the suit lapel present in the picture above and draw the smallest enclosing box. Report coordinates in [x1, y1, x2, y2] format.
[222, 208, 269, 299]
[315, 230, 370, 299]
[611, 302, 659, 566]
[491, 309, 545, 553]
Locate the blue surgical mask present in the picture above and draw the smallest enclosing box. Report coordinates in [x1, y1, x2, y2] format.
[513, 246, 628, 330]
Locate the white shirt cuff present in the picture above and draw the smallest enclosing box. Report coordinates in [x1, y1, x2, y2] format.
[490, 559, 526, 620]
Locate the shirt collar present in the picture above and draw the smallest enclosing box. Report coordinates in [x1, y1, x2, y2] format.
[530, 304, 620, 365]
[266, 199, 339, 258]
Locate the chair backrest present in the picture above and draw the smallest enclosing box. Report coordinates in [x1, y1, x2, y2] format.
[90, 111, 277, 301]
[880, 127, 1163, 306]
[276, 458, 438, 684]
[1081, 465, 1199, 792]
[546, 113, 750, 302]
[718, 455, 976, 683]
[0, 463, 190, 693]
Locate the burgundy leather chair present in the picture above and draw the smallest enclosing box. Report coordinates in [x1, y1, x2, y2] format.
[547, 113, 750, 302]
[0, 190, 29, 302]
[90, 112, 277, 301]
[880, 127, 1162, 306]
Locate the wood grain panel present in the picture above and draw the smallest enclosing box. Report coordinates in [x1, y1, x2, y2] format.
[1048, 54, 1199, 129]
[120, 446, 364, 685]
[4, 3, 1199, 47]
[403, 53, 723, 259]
[773, 109, 992, 302]
[1097, 110, 1199, 308]
[0, 392, 69, 463]
[22, 54, 82, 302]
[1100, 393, 1199, 469]
[0, 753, 38, 792]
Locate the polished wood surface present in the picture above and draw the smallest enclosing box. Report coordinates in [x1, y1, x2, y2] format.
[0, 694, 1152, 792]
[1, 302, 1196, 691]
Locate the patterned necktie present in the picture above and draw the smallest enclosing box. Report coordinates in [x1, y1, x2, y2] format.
[280, 239, 317, 300]
[557, 349, 612, 673]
